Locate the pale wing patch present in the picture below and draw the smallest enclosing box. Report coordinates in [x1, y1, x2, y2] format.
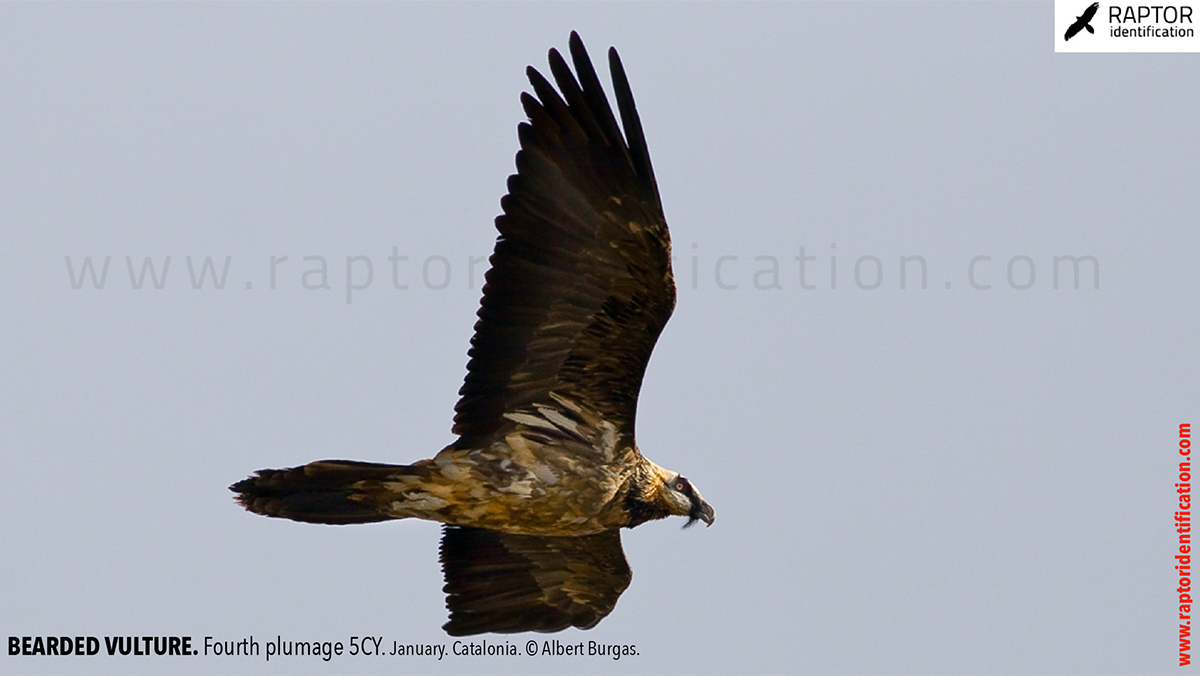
[504, 405, 590, 445]
[497, 481, 534, 497]
[503, 394, 627, 464]
[537, 406, 581, 436]
[435, 454, 470, 482]
[502, 430, 561, 487]
[503, 412, 560, 432]
[597, 420, 618, 462]
[504, 431, 540, 466]
[391, 493, 448, 512]
[530, 463, 560, 485]
[548, 391, 584, 414]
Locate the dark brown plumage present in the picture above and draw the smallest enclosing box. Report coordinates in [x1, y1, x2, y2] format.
[440, 526, 631, 636]
[231, 31, 713, 635]
[452, 34, 673, 449]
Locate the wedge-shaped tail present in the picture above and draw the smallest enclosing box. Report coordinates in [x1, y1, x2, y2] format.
[231, 460, 411, 525]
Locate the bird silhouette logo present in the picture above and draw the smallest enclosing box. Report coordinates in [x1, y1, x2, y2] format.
[1065, 1, 1100, 40]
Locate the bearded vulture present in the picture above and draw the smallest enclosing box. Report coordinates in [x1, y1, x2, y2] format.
[231, 31, 713, 636]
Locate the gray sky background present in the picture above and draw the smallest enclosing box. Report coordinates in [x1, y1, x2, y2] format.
[2, 2, 1198, 674]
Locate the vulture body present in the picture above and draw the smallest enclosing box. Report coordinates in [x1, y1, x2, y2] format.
[232, 32, 712, 636]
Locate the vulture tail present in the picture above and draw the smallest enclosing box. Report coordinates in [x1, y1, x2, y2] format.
[230, 459, 418, 525]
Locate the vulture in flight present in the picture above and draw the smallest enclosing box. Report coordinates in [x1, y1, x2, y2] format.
[231, 32, 713, 636]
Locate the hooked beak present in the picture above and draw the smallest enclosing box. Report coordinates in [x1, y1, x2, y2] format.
[685, 499, 715, 528]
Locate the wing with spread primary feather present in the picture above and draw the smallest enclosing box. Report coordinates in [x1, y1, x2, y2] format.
[451, 32, 676, 456]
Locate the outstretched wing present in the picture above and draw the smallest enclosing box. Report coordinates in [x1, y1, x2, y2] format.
[440, 525, 632, 635]
[451, 31, 674, 451]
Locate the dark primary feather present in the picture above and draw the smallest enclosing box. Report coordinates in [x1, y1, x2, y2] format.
[452, 31, 675, 449]
[440, 525, 632, 636]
